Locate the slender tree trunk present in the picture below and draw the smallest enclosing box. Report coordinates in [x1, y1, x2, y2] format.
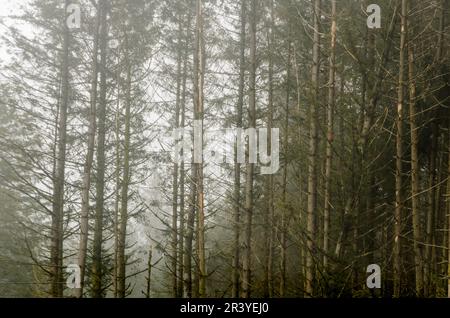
[75, 0, 101, 298]
[241, 0, 257, 298]
[280, 23, 292, 298]
[184, 6, 198, 298]
[364, 22, 376, 272]
[434, 0, 450, 299]
[292, 43, 306, 295]
[393, 0, 407, 298]
[50, 0, 71, 297]
[232, 0, 246, 299]
[305, 0, 321, 297]
[171, 153, 179, 297]
[323, 0, 336, 273]
[433, 154, 443, 295]
[408, 27, 424, 298]
[193, 216, 200, 298]
[424, 118, 438, 297]
[193, 0, 206, 298]
[177, 12, 190, 298]
[184, 163, 196, 298]
[91, 0, 108, 298]
[433, 0, 448, 297]
[447, 124, 450, 298]
[263, 0, 275, 298]
[177, 104, 186, 296]
[113, 55, 122, 298]
[171, 14, 185, 298]
[145, 247, 152, 298]
[117, 34, 132, 298]
[177, 97, 186, 297]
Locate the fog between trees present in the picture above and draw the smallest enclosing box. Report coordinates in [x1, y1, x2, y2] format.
[0, 0, 449, 298]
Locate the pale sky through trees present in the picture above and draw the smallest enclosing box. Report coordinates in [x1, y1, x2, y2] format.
[0, 0, 449, 300]
[0, 1, 31, 67]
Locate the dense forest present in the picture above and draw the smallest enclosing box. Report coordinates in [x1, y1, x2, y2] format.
[0, 0, 449, 298]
